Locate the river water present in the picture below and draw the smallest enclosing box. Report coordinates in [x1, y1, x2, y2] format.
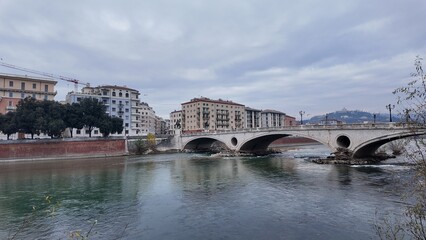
[0, 145, 413, 240]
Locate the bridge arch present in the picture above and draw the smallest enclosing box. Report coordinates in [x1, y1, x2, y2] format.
[238, 132, 328, 153]
[183, 137, 229, 152]
[353, 131, 423, 158]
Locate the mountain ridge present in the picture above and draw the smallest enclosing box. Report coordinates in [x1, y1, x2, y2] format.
[306, 109, 400, 124]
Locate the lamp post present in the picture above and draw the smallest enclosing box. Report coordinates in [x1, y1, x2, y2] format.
[299, 111, 305, 125]
[386, 104, 395, 122]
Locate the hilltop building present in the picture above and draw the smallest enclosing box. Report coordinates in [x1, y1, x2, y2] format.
[0, 73, 57, 114]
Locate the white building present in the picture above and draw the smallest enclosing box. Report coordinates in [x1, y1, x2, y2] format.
[261, 109, 285, 128]
[245, 107, 261, 129]
[140, 102, 156, 135]
[66, 85, 143, 136]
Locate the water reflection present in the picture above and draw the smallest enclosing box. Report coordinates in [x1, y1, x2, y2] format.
[0, 148, 412, 240]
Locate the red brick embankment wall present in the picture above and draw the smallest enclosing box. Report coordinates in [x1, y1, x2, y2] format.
[0, 138, 127, 161]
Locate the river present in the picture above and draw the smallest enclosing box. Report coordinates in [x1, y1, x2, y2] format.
[0, 144, 413, 239]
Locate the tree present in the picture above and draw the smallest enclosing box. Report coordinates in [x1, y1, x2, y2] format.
[111, 116, 124, 135]
[0, 111, 18, 140]
[98, 118, 113, 137]
[64, 103, 84, 138]
[79, 98, 108, 137]
[99, 116, 124, 137]
[38, 100, 66, 138]
[15, 97, 40, 139]
[146, 133, 157, 151]
[376, 56, 426, 239]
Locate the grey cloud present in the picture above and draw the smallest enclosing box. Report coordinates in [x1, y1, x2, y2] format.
[0, 0, 425, 118]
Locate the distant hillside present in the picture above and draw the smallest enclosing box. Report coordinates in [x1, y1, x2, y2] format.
[306, 108, 400, 124]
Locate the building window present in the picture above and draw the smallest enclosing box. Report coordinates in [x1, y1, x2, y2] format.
[119, 92, 122, 97]
[9, 81, 13, 87]
[125, 123, 129, 127]
[85, 130, 90, 134]
[112, 92, 116, 96]
[44, 85, 48, 92]
[112, 100, 116, 104]
[8, 101, 12, 107]
[21, 93, 25, 98]
[44, 95, 48, 100]
[112, 108, 116, 112]
[125, 93, 129, 98]
[94, 130, 99, 134]
[77, 97, 82, 102]
[125, 108, 129, 112]
[8, 92, 13, 97]
[103, 91, 108, 95]
[76, 129, 81, 134]
[32, 83, 36, 89]
[21, 82, 25, 90]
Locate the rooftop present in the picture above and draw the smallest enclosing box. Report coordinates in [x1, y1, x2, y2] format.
[0, 73, 57, 84]
[182, 96, 244, 106]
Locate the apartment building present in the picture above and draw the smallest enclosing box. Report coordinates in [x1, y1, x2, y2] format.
[181, 97, 245, 132]
[66, 85, 141, 136]
[245, 107, 261, 129]
[140, 102, 156, 135]
[284, 115, 297, 126]
[155, 116, 168, 135]
[169, 110, 182, 132]
[0, 73, 57, 114]
[261, 109, 286, 128]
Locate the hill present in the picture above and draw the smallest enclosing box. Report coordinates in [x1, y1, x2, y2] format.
[306, 108, 400, 124]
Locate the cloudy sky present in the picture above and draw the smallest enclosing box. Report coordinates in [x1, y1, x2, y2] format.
[0, 0, 425, 119]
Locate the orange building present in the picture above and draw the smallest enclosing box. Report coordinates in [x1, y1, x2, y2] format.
[0, 73, 57, 114]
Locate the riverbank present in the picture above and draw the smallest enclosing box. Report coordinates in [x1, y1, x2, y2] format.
[0, 138, 127, 162]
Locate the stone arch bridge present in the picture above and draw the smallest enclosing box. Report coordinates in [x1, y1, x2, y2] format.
[175, 123, 426, 158]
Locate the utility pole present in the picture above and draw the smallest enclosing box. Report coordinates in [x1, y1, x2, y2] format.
[299, 111, 305, 125]
[386, 104, 395, 122]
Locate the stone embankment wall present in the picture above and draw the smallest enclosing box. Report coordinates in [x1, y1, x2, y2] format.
[0, 138, 127, 162]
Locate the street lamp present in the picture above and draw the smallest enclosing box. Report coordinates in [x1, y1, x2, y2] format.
[299, 111, 305, 125]
[386, 104, 395, 122]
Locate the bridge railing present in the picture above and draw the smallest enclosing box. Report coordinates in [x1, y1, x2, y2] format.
[180, 122, 425, 136]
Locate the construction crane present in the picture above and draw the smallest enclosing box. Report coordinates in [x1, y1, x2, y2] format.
[0, 60, 90, 92]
